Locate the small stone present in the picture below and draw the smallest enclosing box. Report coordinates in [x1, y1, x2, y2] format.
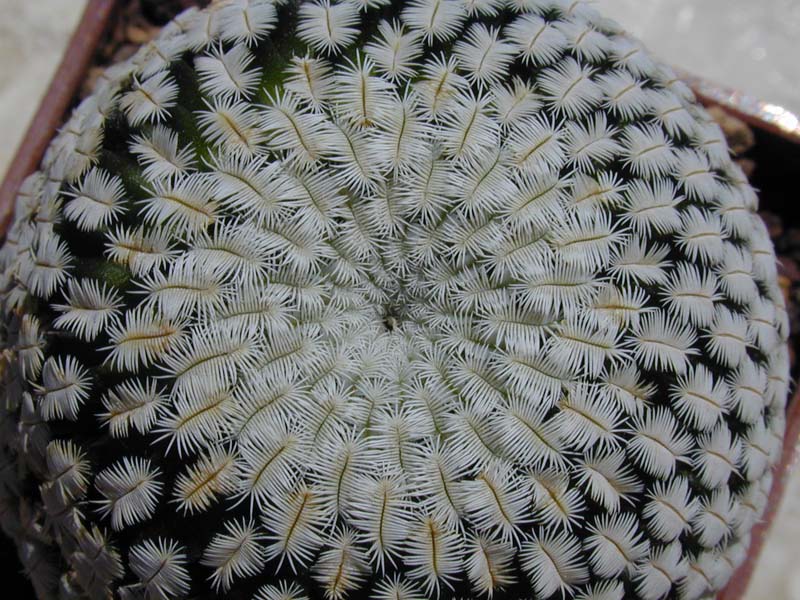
[760, 211, 784, 241]
[112, 44, 139, 64]
[736, 158, 756, 178]
[80, 67, 106, 100]
[707, 105, 756, 155]
[779, 275, 792, 306]
[778, 258, 800, 282]
[125, 24, 158, 45]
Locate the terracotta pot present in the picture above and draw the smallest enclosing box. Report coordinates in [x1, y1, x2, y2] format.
[0, 2, 797, 599]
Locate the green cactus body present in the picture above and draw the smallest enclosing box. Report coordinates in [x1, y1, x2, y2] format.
[0, 1, 789, 599]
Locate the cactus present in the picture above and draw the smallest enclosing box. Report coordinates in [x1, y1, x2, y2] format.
[0, 0, 790, 599]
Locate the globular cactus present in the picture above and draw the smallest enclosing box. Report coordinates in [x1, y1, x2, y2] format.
[0, 0, 790, 599]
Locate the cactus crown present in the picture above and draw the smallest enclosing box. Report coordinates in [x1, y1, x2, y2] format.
[0, 1, 790, 599]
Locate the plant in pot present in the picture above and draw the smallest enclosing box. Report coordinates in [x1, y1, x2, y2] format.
[0, 1, 791, 599]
